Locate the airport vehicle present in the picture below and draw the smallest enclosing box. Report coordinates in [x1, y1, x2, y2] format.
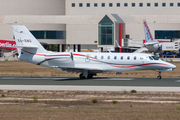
[12, 25, 176, 79]
[143, 19, 162, 53]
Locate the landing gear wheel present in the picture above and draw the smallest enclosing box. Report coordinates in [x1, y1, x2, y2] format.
[157, 76, 161, 79]
[87, 74, 93, 79]
[79, 73, 86, 79]
[157, 72, 161, 79]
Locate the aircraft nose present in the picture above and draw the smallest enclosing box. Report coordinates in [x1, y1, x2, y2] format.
[169, 63, 176, 70]
[172, 64, 176, 69]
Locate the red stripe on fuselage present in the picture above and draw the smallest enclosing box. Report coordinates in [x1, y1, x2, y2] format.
[73, 53, 86, 57]
[73, 53, 170, 68]
[110, 63, 170, 68]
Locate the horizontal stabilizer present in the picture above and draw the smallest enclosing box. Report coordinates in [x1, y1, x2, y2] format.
[16, 45, 38, 48]
[7, 45, 38, 48]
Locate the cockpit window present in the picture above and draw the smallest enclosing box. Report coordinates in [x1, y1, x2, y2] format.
[152, 56, 159, 60]
[149, 56, 153, 60]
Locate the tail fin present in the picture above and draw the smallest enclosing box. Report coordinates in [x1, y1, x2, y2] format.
[143, 19, 158, 43]
[12, 25, 46, 54]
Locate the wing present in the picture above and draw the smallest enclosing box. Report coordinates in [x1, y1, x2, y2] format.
[144, 42, 159, 46]
[52, 66, 103, 73]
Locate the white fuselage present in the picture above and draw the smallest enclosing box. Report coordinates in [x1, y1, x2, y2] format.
[18, 50, 176, 73]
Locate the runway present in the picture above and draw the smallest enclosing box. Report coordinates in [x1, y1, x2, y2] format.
[0, 76, 180, 92]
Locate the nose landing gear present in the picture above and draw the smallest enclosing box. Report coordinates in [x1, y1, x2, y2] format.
[157, 72, 161, 79]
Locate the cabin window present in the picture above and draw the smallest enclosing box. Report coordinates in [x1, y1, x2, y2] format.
[114, 56, 117, 59]
[94, 55, 97, 59]
[121, 56, 123, 60]
[127, 56, 130, 60]
[101, 56, 104, 59]
[107, 56, 110, 59]
[134, 56, 136, 60]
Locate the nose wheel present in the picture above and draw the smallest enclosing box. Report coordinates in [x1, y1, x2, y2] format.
[157, 72, 161, 79]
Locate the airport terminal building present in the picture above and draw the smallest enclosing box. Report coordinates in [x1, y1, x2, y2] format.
[1, 0, 180, 52]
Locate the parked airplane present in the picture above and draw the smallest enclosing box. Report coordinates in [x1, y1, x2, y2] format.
[143, 19, 162, 53]
[12, 25, 176, 79]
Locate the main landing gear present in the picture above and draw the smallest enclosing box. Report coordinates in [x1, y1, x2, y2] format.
[79, 73, 86, 79]
[79, 73, 94, 79]
[157, 72, 161, 79]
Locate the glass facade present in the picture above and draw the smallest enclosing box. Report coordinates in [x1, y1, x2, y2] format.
[98, 15, 114, 45]
[155, 30, 180, 39]
[30, 31, 66, 39]
[46, 44, 59, 52]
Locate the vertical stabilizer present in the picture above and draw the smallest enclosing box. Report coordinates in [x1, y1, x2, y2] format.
[12, 25, 46, 54]
[143, 19, 158, 43]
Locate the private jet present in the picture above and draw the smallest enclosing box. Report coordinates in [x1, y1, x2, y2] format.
[12, 25, 176, 79]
